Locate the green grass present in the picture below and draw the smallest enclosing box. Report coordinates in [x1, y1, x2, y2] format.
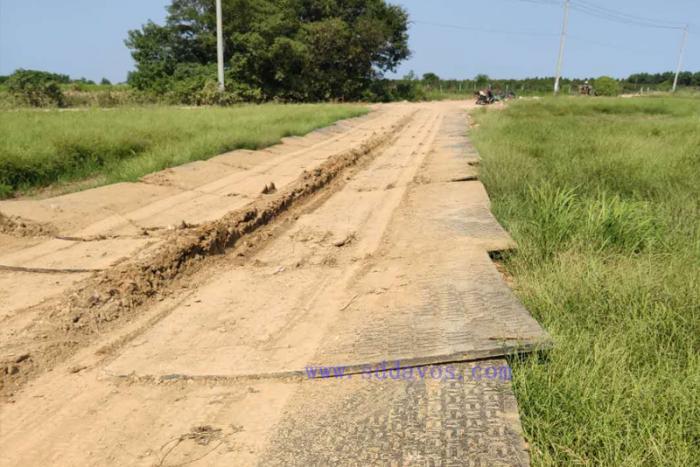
[471, 97, 700, 466]
[0, 104, 367, 198]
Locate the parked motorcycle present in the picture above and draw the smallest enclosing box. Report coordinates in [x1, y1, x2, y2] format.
[475, 90, 495, 105]
[475, 89, 516, 105]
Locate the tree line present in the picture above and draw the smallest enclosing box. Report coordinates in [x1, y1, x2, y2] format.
[416, 72, 700, 96]
[5, 68, 700, 108]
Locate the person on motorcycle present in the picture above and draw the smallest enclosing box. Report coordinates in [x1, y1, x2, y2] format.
[580, 80, 592, 96]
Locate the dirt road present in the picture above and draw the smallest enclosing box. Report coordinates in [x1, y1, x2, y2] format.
[0, 101, 549, 466]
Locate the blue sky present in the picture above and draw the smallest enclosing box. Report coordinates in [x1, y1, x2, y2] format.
[1, 0, 697, 82]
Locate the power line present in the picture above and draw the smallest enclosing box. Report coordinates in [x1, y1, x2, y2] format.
[570, 0, 686, 30]
[568, 35, 667, 55]
[574, 0, 684, 26]
[502, 0, 687, 31]
[500, 0, 561, 5]
[413, 19, 669, 55]
[411, 20, 558, 38]
[412, 18, 681, 56]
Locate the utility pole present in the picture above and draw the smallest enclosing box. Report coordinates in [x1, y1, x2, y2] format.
[672, 25, 689, 93]
[554, 0, 570, 94]
[216, 0, 225, 92]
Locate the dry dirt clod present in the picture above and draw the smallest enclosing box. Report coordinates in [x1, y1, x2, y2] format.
[69, 365, 88, 374]
[14, 353, 31, 364]
[261, 182, 277, 195]
[188, 426, 222, 446]
[333, 233, 356, 248]
[0, 212, 56, 237]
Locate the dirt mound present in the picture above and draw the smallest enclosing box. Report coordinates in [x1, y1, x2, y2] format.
[0, 212, 56, 237]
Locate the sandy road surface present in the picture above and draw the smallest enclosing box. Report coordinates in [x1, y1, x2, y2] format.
[0, 101, 549, 466]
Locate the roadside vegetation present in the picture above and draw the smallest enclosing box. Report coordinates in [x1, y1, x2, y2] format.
[5, 68, 699, 110]
[0, 104, 367, 198]
[471, 97, 700, 465]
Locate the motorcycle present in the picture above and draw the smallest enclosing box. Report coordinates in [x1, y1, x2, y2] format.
[475, 89, 516, 105]
[475, 90, 495, 105]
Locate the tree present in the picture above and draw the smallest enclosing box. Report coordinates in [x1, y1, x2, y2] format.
[676, 71, 693, 86]
[126, 0, 411, 101]
[422, 72, 440, 87]
[692, 72, 700, 87]
[474, 74, 490, 87]
[593, 76, 621, 96]
[100, 78, 112, 85]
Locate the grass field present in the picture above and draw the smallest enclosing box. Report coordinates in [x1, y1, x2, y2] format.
[472, 97, 699, 466]
[0, 104, 367, 198]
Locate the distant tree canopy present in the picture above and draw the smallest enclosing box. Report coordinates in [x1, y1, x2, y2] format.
[410, 70, 700, 97]
[628, 71, 700, 87]
[474, 74, 490, 87]
[126, 0, 410, 102]
[422, 72, 440, 86]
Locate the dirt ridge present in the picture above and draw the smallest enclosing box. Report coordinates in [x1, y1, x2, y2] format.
[68, 113, 411, 326]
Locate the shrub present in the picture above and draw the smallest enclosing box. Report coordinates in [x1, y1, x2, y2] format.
[159, 64, 264, 105]
[363, 79, 425, 102]
[95, 90, 132, 107]
[0, 183, 12, 199]
[6, 69, 66, 107]
[70, 81, 89, 92]
[0, 91, 13, 110]
[594, 76, 621, 96]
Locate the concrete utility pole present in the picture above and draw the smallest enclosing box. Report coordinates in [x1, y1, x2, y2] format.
[554, 0, 570, 94]
[216, 0, 225, 92]
[672, 25, 689, 93]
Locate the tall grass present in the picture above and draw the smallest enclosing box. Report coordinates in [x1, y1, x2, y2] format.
[0, 104, 367, 198]
[472, 97, 700, 466]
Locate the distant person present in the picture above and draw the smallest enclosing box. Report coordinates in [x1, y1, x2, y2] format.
[580, 80, 592, 96]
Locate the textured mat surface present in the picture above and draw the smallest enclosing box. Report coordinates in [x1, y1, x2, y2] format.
[261, 360, 529, 466]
